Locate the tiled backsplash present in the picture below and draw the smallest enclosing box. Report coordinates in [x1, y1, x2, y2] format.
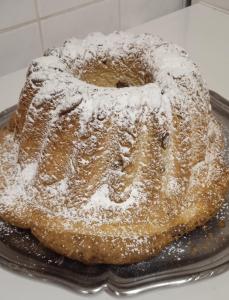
[0, 0, 183, 77]
[41, 0, 119, 49]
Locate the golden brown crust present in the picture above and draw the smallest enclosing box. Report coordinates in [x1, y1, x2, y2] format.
[1, 172, 227, 265]
[1, 128, 229, 265]
[28, 162, 229, 264]
[1, 125, 228, 264]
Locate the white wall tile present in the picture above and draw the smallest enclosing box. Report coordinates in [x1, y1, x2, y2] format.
[120, 0, 183, 30]
[0, 0, 36, 31]
[37, 0, 99, 17]
[41, 0, 119, 49]
[0, 0, 184, 76]
[0, 23, 42, 76]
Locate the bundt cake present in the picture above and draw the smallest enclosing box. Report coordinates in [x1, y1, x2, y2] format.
[0, 32, 229, 264]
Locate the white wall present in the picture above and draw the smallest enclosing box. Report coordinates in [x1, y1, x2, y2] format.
[0, 0, 183, 77]
[192, 0, 229, 10]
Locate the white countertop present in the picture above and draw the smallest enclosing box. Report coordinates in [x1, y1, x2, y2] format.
[0, 3, 229, 299]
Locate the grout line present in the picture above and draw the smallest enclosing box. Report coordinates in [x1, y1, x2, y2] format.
[34, 0, 44, 52]
[0, 19, 37, 34]
[0, 0, 103, 34]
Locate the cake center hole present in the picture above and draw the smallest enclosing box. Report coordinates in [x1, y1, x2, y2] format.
[78, 55, 154, 88]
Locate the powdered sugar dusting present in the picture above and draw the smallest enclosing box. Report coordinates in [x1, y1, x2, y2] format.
[83, 182, 144, 212]
[0, 135, 37, 209]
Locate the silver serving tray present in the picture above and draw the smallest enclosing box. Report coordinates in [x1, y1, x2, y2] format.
[0, 90, 229, 296]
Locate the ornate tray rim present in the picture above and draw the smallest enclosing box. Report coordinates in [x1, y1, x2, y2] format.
[0, 90, 229, 297]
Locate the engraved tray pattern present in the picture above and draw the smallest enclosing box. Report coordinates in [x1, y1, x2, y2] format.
[0, 90, 229, 296]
